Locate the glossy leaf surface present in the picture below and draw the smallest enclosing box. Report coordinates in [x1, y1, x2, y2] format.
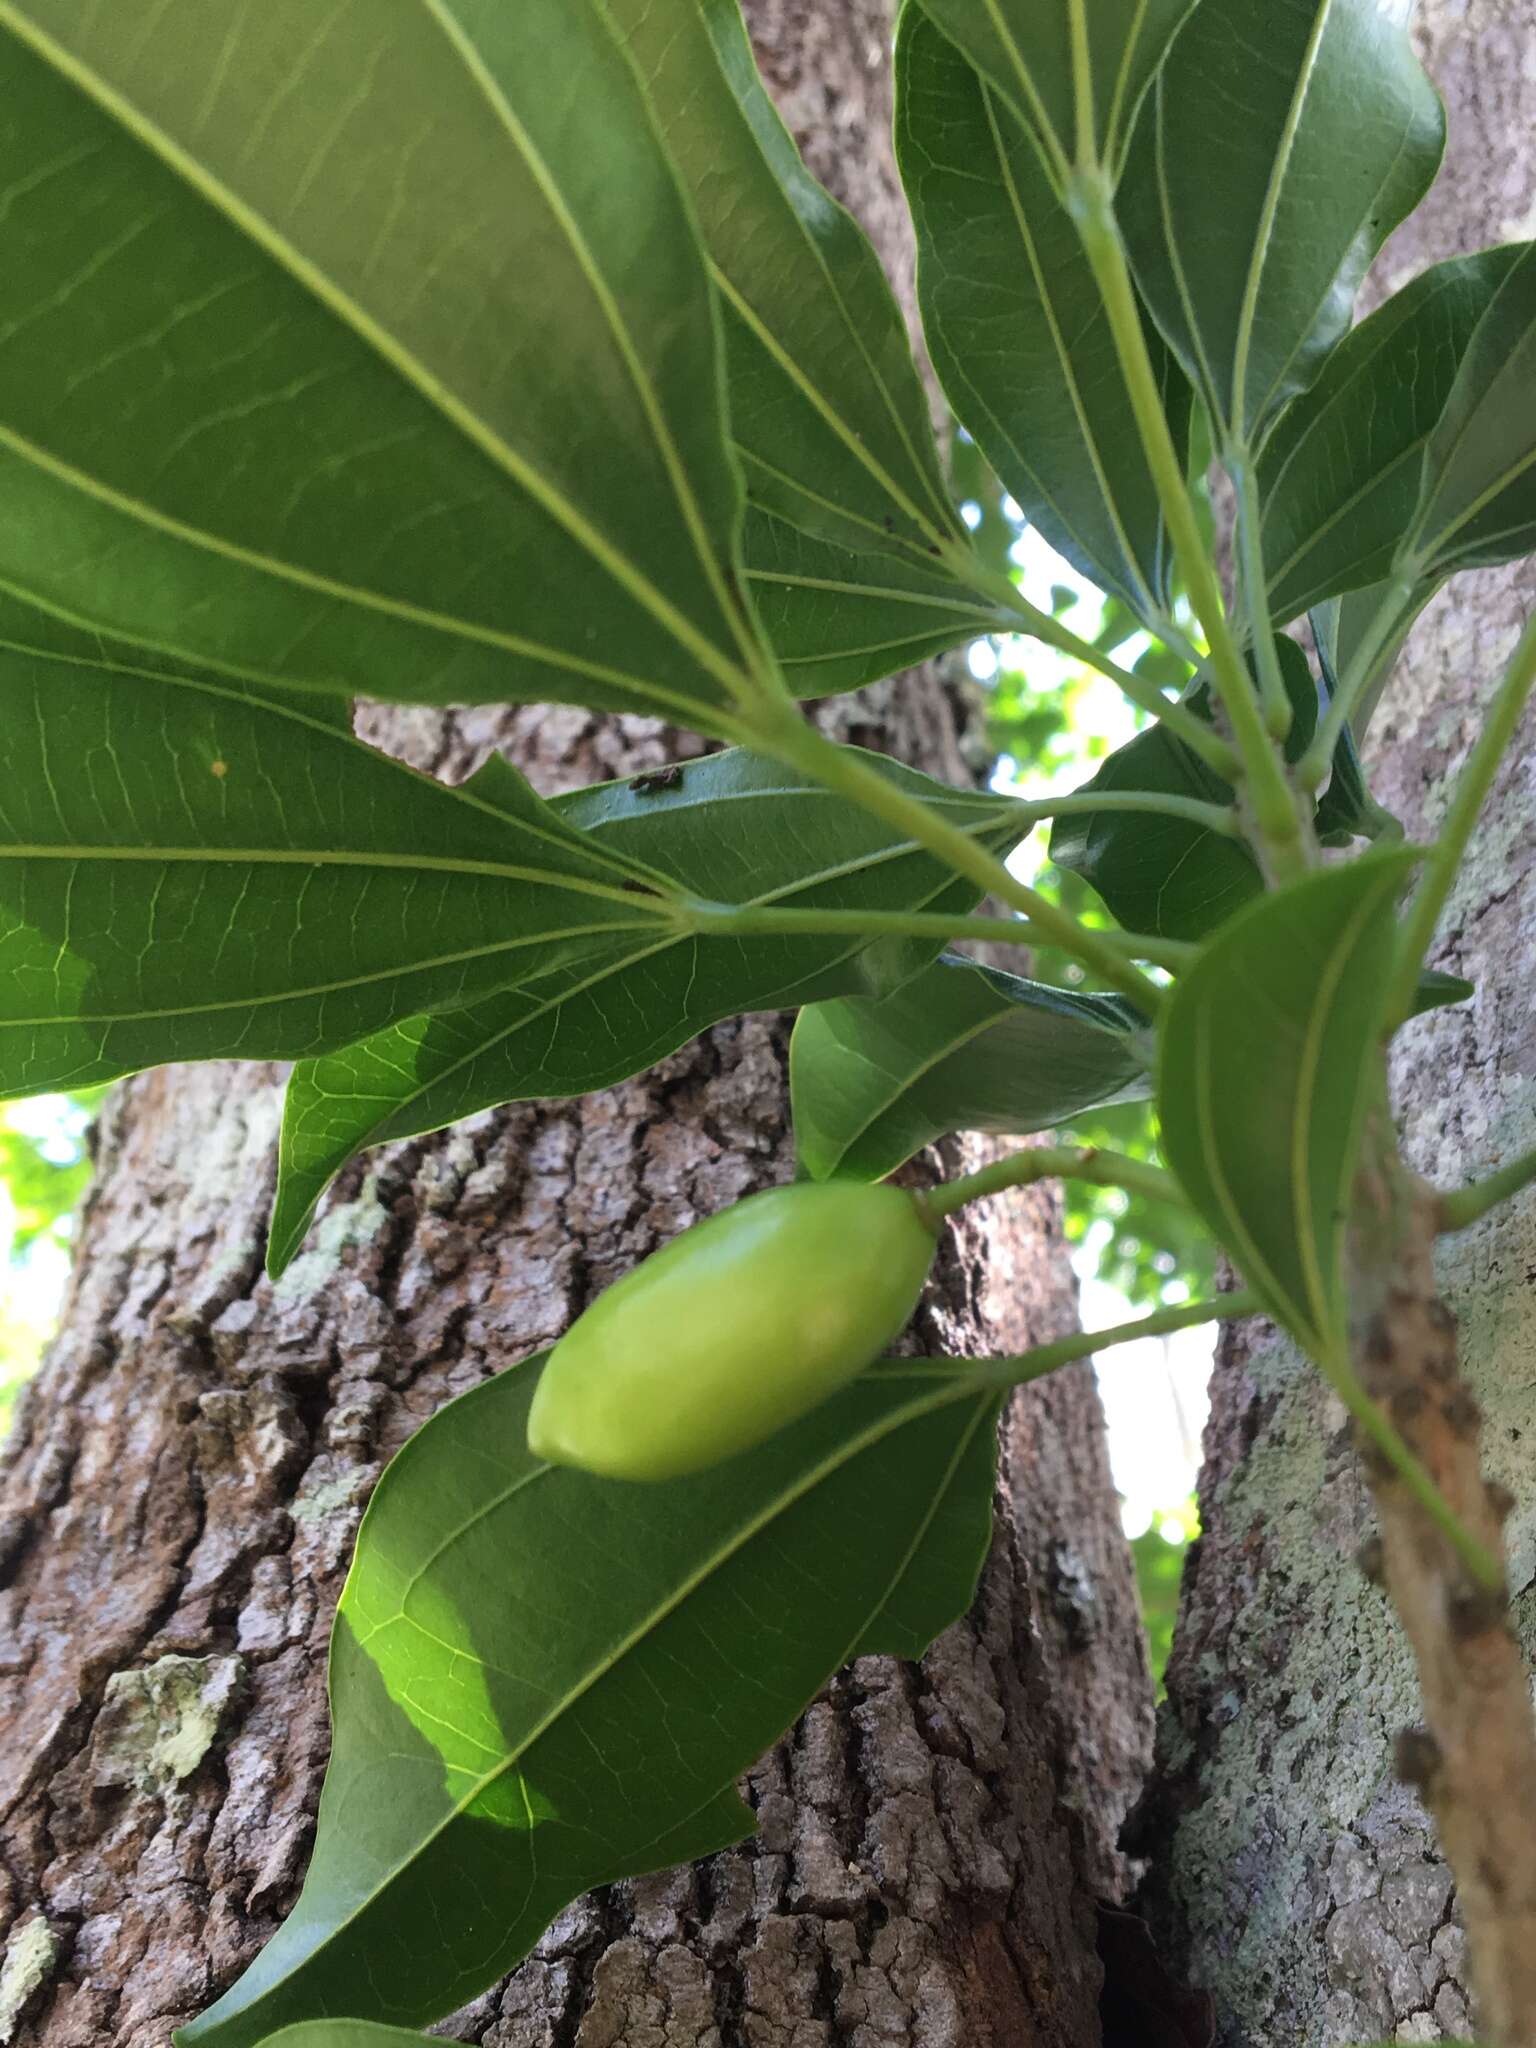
[792, 952, 1152, 1183]
[1157, 850, 1417, 1360]
[0, 0, 772, 725]
[269, 752, 1025, 1273]
[610, 0, 960, 559]
[180, 1354, 999, 2044]
[915, 0, 1199, 178]
[0, 598, 672, 1098]
[1123, 0, 1443, 450]
[897, 11, 1187, 620]
[1261, 250, 1521, 621]
[1407, 240, 1536, 576]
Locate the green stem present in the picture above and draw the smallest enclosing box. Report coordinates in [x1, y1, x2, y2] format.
[943, 548, 1235, 774]
[1323, 1345, 1503, 1593]
[1298, 576, 1417, 791]
[751, 709, 1170, 1013]
[1065, 169, 1308, 876]
[955, 1289, 1262, 1393]
[1231, 457, 1293, 739]
[916, 1144, 1186, 1223]
[1440, 1147, 1536, 1234]
[688, 901, 1193, 973]
[1384, 612, 1536, 1030]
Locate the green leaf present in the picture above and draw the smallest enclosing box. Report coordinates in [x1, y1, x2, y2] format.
[791, 952, 1152, 1183]
[1156, 849, 1417, 1361]
[1261, 249, 1523, 622]
[609, 0, 961, 561]
[0, 0, 774, 725]
[896, 10, 1189, 623]
[1405, 239, 1536, 577]
[743, 506, 1003, 697]
[913, 0, 1200, 179]
[0, 598, 676, 1099]
[177, 1354, 999, 2045]
[269, 751, 1025, 1274]
[1122, 0, 1444, 452]
[1411, 968, 1475, 1019]
[1049, 638, 1319, 941]
[251, 2031, 437, 2048]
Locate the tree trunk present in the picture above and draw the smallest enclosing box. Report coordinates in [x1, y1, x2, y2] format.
[0, 10, 1152, 2046]
[1138, 5, 1536, 2041]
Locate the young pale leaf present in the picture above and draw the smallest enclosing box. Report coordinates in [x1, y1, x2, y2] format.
[608, 0, 961, 561]
[914, 0, 1199, 180]
[268, 751, 1026, 1275]
[1405, 240, 1536, 578]
[176, 1355, 999, 2045]
[0, 601, 675, 1099]
[1122, 0, 1444, 452]
[1261, 249, 1523, 621]
[896, 11, 1188, 622]
[0, 0, 773, 725]
[1157, 850, 1417, 1362]
[791, 953, 1152, 1184]
[743, 507, 1004, 697]
[1049, 638, 1319, 940]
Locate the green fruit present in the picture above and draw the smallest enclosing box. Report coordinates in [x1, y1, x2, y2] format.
[526, 1181, 939, 1480]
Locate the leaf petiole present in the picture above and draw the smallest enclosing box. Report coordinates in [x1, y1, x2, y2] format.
[1439, 1147, 1536, 1235]
[748, 709, 1170, 1014]
[954, 1288, 1262, 1393]
[942, 544, 1234, 772]
[1064, 168, 1310, 879]
[687, 900, 1194, 972]
[1230, 457, 1294, 739]
[916, 1143, 1187, 1223]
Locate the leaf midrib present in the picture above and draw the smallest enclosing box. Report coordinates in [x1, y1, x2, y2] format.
[301, 1377, 991, 2017]
[0, 4, 762, 711]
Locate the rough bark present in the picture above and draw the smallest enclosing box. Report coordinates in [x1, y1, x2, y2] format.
[0, 11, 1152, 2047]
[1138, 4, 1536, 2040]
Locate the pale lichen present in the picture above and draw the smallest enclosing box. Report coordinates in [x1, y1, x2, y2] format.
[0, 1917, 59, 2043]
[92, 1653, 245, 1799]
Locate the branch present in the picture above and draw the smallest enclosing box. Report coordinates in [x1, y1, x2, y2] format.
[1348, 1129, 1536, 2045]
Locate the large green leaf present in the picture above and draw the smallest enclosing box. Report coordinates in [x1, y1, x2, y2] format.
[178, 1353, 999, 2045]
[743, 506, 1005, 697]
[1049, 638, 1319, 941]
[609, 0, 961, 564]
[792, 952, 1152, 1183]
[0, 0, 774, 726]
[1157, 850, 1417, 1362]
[1405, 240, 1536, 577]
[1122, 0, 1444, 452]
[914, 0, 1199, 179]
[1261, 249, 1522, 621]
[896, 10, 1188, 623]
[0, 598, 676, 1099]
[269, 752, 1025, 1273]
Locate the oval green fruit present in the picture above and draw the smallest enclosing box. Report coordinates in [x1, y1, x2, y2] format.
[526, 1181, 938, 1480]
